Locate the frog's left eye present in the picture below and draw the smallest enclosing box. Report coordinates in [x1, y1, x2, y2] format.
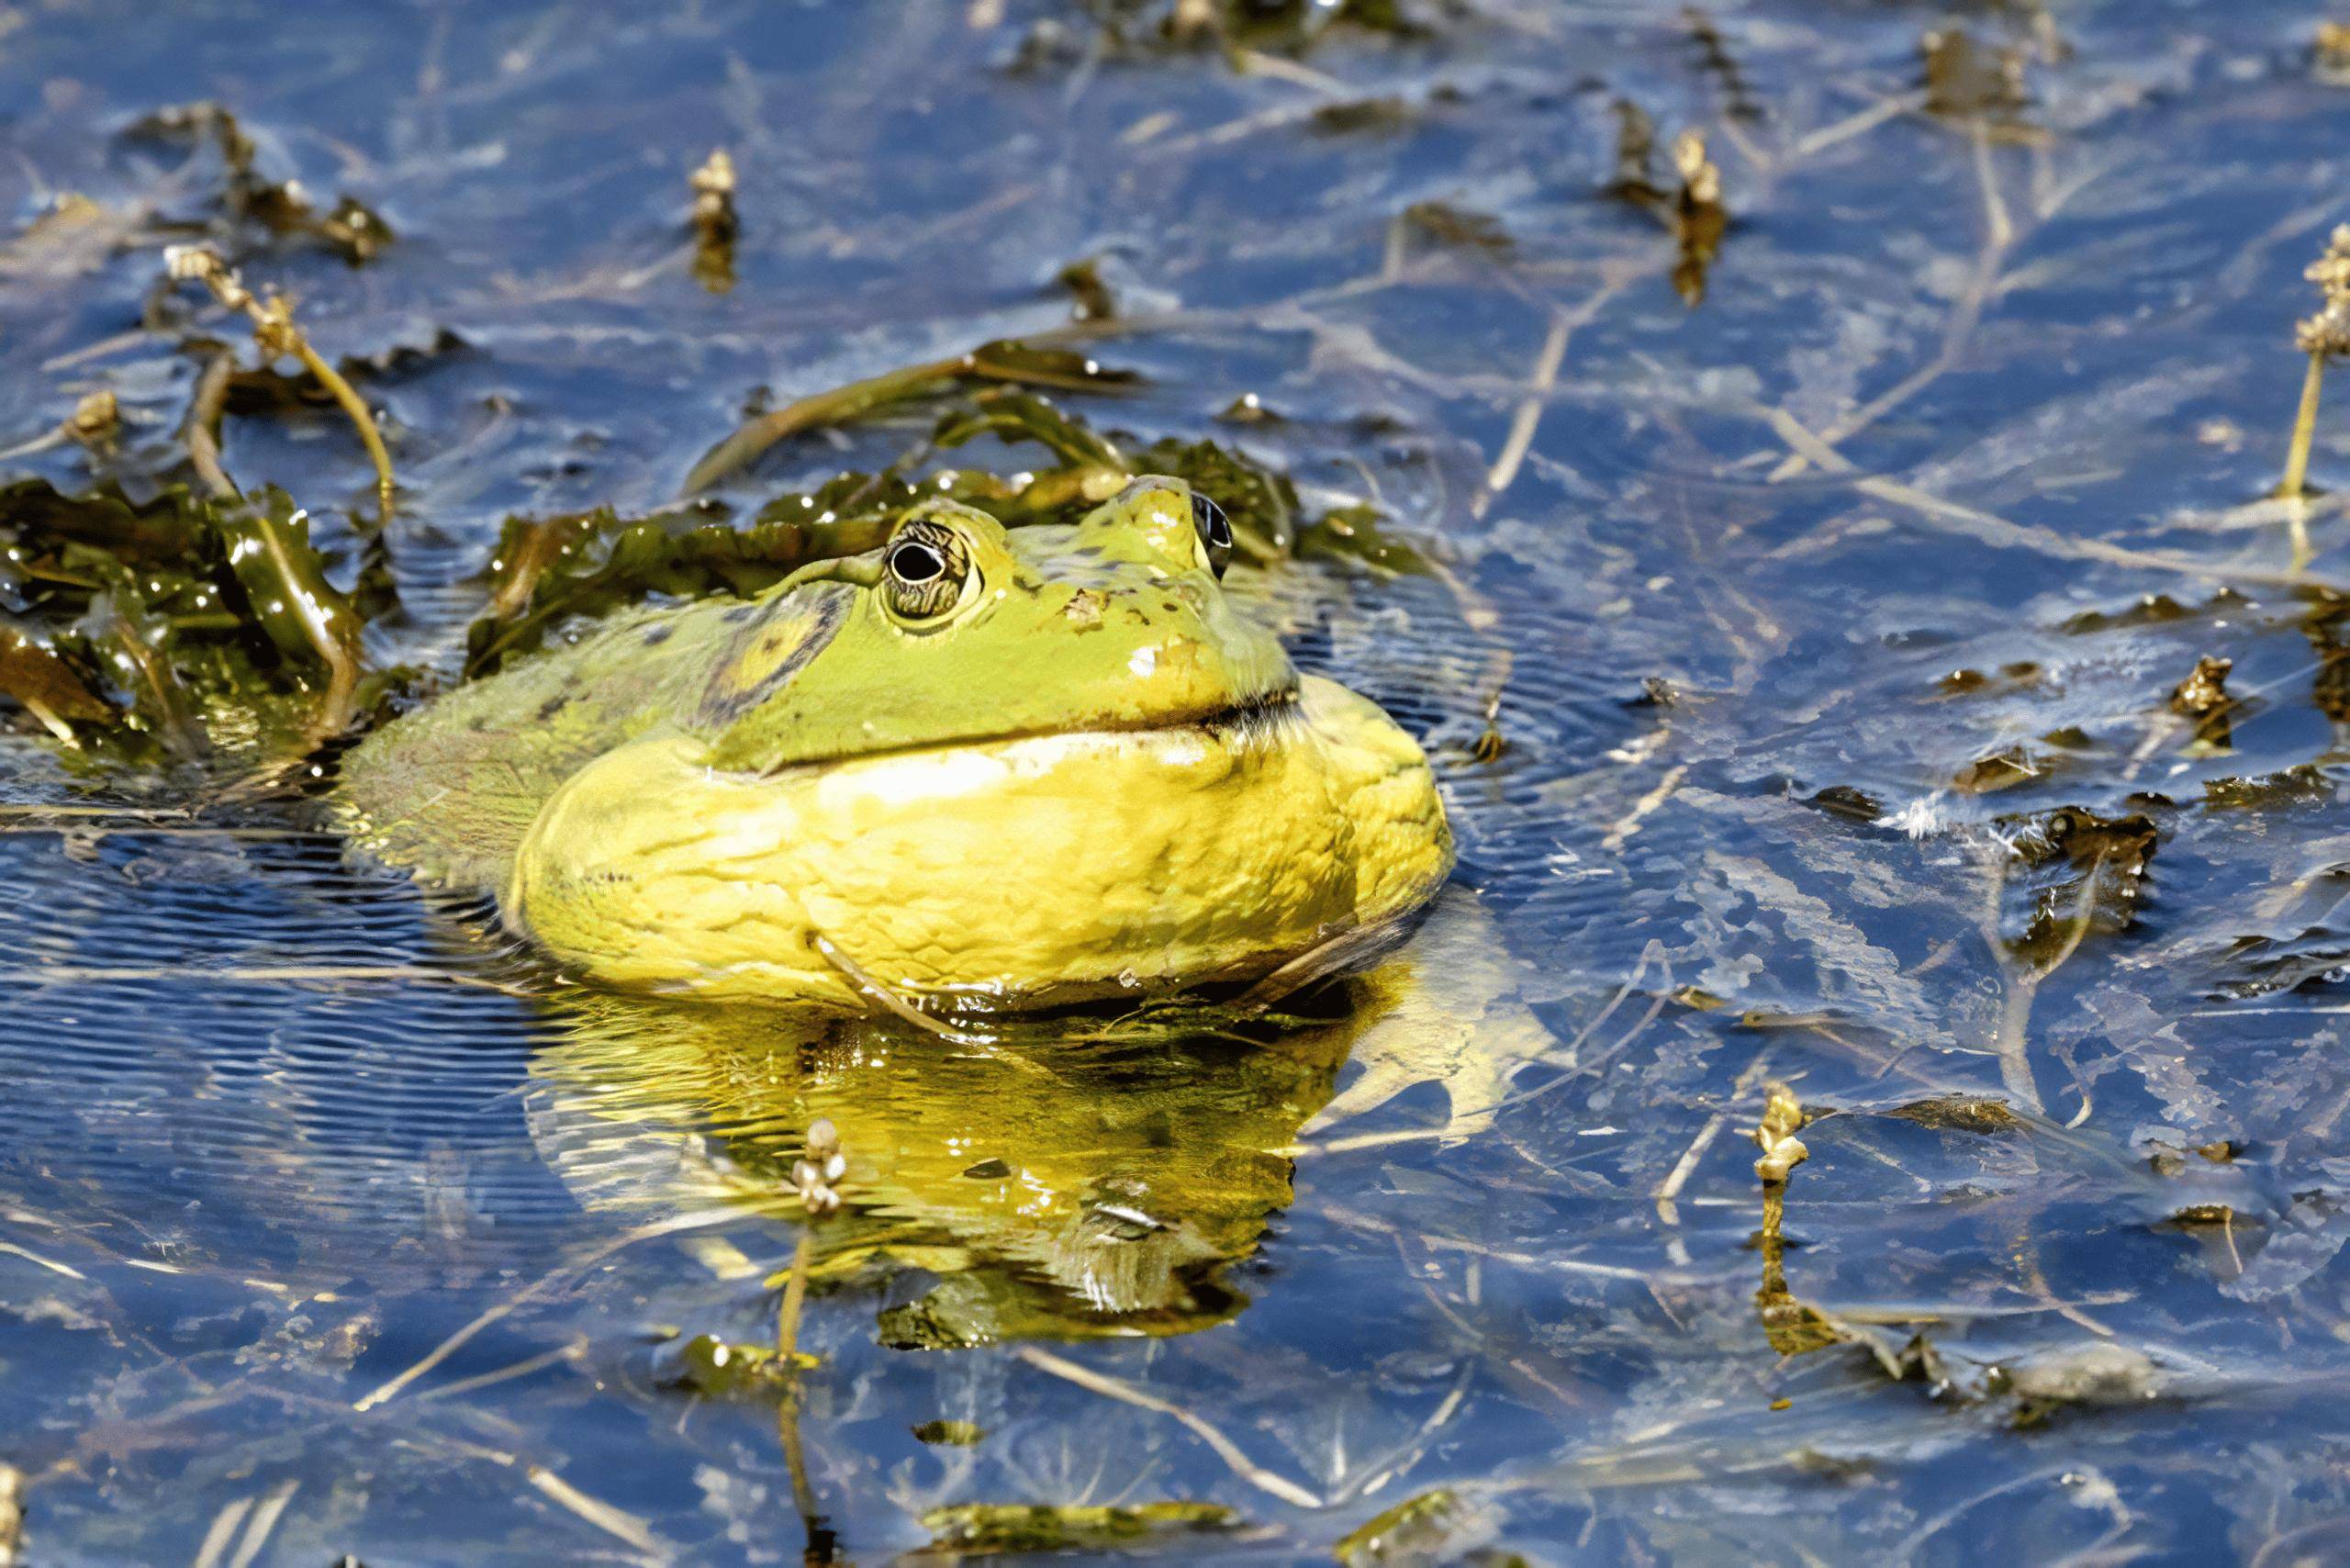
[1190, 491, 1233, 577]
[882, 519, 972, 622]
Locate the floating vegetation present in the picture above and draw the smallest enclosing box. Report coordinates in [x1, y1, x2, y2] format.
[164, 244, 397, 509]
[64, 390, 119, 451]
[682, 338, 1137, 493]
[688, 148, 738, 295]
[1391, 200, 1512, 261]
[1684, 8, 1762, 124]
[1604, 104, 1729, 304]
[463, 496, 864, 676]
[1751, 1081, 1810, 1186]
[2281, 225, 2350, 501]
[1066, 0, 1466, 59]
[0, 388, 129, 467]
[1055, 255, 1118, 321]
[1920, 27, 2031, 126]
[0, 479, 383, 773]
[1332, 1488, 1498, 1566]
[1667, 129, 1727, 306]
[912, 1419, 988, 1447]
[2000, 807, 2157, 964]
[915, 1501, 1237, 1557]
[1993, 1343, 2165, 1429]
[2319, 20, 2350, 86]
[123, 100, 395, 264]
[1751, 1083, 1841, 1356]
[1886, 1096, 2026, 1136]
[651, 1331, 797, 1400]
[2168, 653, 2236, 749]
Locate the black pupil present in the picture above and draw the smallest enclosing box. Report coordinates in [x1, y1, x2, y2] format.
[1191, 493, 1231, 546]
[891, 542, 945, 581]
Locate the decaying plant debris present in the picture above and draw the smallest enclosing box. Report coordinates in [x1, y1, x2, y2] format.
[0, 359, 1411, 781]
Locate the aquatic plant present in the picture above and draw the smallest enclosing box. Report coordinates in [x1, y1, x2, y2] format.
[776, 1115, 845, 1363]
[1604, 103, 1729, 304]
[1750, 1083, 1840, 1357]
[163, 244, 397, 510]
[688, 148, 737, 294]
[2282, 224, 2350, 500]
[2319, 19, 2350, 85]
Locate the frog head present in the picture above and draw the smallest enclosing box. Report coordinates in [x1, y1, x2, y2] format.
[701, 476, 1296, 773]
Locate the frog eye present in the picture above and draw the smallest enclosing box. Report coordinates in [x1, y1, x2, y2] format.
[1190, 491, 1233, 577]
[881, 519, 972, 622]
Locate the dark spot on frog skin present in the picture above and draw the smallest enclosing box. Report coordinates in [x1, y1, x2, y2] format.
[536, 694, 566, 721]
[961, 1157, 1011, 1179]
[722, 605, 756, 624]
[643, 623, 675, 644]
[699, 585, 849, 726]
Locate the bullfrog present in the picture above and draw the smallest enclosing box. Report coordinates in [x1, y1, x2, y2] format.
[340, 476, 1452, 1010]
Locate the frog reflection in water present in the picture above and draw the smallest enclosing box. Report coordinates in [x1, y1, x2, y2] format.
[532, 899, 1528, 1342]
[341, 476, 1452, 1008]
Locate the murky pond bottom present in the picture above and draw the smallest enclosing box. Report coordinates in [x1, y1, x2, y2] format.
[6, 1, 2350, 1562]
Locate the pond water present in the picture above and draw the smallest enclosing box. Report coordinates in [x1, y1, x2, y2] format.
[4, 0, 2350, 1562]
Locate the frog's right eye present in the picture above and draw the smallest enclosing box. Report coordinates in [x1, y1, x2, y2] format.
[882, 519, 973, 622]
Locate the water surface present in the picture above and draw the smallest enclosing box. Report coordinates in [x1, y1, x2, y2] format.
[4, 1, 2350, 1562]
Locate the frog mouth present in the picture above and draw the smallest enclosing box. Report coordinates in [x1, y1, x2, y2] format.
[1193, 686, 1304, 743]
[1035, 681, 1304, 747]
[756, 684, 1304, 777]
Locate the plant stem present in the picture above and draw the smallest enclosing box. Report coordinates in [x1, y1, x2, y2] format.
[184, 349, 237, 501]
[2283, 351, 2326, 499]
[285, 333, 396, 513]
[777, 1230, 811, 1361]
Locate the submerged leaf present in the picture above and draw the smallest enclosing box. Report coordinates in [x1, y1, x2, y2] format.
[72, 578, 208, 761]
[1887, 1096, 2027, 1135]
[1993, 805, 2158, 968]
[216, 489, 364, 696]
[1333, 1488, 1501, 1566]
[912, 1419, 988, 1446]
[0, 478, 385, 772]
[915, 1501, 1237, 1556]
[0, 615, 113, 737]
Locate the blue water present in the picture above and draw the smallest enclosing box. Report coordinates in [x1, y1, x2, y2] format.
[6, 1, 2350, 1562]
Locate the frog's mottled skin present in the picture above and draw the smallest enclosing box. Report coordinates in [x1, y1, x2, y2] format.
[340, 477, 1451, 1007]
